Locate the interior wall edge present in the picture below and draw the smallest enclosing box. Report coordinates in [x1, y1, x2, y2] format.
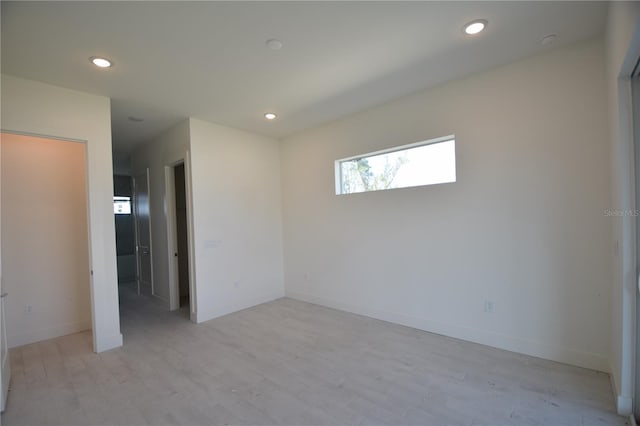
[1, 74, 122, 354]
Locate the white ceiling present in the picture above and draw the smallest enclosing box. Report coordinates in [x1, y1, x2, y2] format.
[2, 1, 607, 155]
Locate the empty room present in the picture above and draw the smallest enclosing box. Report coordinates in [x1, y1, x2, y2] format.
[1, 1, 639, 425]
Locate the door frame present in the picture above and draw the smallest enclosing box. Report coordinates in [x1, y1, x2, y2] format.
[1, 77, 123, 354]
[164, 152, 196, 321]
[1, 292, 9, 412]
[0, 131, 94, 353]
[133, 168, 154, 297]
[634, 70, 640, 422]
[620, 32, 640, 418]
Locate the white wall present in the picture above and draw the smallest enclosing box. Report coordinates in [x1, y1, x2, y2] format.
[189, 118, 284, 322]
[605, 1, 640, 416]
[131, 120, 191, 307]
[1, 134, 91, 347]
[281, 39, 611, 372]
[1, 75, 122, 352]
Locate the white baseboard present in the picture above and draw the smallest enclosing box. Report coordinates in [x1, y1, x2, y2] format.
[195, 291, 285, 324]
[151, 293, 170, 309]
[8, 320, 91, 348]
[94, 332, 123, 353]
[610, 367, 633, 416]
[286, 290, 610, 373]
[616, 395, 633, 417]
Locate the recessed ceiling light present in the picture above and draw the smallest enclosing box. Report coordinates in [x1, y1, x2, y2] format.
[264, 112, 277, 120]
[90, 56, 112, 68]
[265, 39, 283, 50]
[463, 19, 487, 36]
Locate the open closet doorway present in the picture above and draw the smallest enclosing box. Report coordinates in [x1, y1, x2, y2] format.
[174, 164, 190, 309]
[1, 133, 92, 393]
[166, 161, 193, 318]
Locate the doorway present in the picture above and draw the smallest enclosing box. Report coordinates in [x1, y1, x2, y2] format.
[113, 175, 136, 294]
[165, 159, 194, 316]
[173, 163, 190, 310]
[0, 133, 91, 378]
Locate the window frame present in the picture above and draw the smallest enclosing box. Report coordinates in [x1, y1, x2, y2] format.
[334, 134, 456, 195]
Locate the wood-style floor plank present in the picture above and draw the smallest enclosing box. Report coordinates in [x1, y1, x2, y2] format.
[1, 287, 628, 426]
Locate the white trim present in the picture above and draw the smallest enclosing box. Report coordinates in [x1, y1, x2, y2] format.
[0, 129, 113, 355]
[93, 332, 123, 353]
[611, 367, 634, 416]
[337, 134, 455, 163]
[0, 129, 85, 144]
[0, 77, 123, 355]
[286, 290, 610, 373]
[610, 366, 622, 414]
[145, 168, 156, 298]
[163, 152, 197, 321]
[184, 152, 197, 322]
[633, 71, 640, 421]
[616, 395, 633, 418]
[195, 292, 283, 324]
[165, 164, 179, 311]
[334, 134, 456, 195]
[8, 320, 92, 349]
[617, 28, 640, 417]
[620, 72, 637, 416]
[1, 292, 9, 413]
[81, 136, 98, 352]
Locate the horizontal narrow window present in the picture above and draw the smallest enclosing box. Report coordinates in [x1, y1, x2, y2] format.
[113, 196, 131, 215]
[335, 135, 456, 195]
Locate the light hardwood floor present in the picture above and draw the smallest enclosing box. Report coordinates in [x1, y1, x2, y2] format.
[1, 287, 628, 426]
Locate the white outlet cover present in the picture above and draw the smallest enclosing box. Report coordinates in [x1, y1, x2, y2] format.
[204, 240, 220, 248]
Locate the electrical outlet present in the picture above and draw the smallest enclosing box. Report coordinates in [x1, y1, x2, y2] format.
[24, 305, 32, 314]
[484, 301, 495, 313]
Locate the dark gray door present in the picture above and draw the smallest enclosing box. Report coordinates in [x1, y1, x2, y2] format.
[134, 169, 153, 296]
